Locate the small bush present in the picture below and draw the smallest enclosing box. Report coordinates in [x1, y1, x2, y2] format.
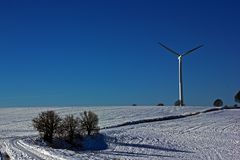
[235, 91, 240, 103]
[213, 99, 223, 107]
[32, 111, 61, 143]
[157, 103, 164, 106]
[80, 111, 100, 136]
[174, 100, 184, 106]
[59, 114, 80, 144]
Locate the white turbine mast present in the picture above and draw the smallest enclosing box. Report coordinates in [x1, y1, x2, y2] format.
[159, 43, 203, 106]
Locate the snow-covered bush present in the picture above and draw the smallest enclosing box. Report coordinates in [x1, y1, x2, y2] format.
[80, 111, 100, 136]
[32, 111, 61, 143]
[58, 114, 81, 144]
[213, 99, 223, 107]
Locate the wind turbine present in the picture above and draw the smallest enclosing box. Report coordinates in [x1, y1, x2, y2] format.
[159, 43, 203, 106]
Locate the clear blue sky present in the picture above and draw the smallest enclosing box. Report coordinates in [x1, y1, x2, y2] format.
[0, 0, 239, 107]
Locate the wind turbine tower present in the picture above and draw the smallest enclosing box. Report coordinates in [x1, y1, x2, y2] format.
[159, 43, 203, 106]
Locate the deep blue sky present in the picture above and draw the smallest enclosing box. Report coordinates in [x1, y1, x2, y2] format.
[0, 0, 239, 107]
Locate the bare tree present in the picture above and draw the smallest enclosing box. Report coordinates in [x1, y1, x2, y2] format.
[32, 111, 61, 143]
[80, 111, 100, 136]
[59, 114, 80, 144]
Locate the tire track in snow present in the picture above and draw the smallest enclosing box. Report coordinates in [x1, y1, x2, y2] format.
[6, 138, 66, 160]
[6, 138, 43, 160]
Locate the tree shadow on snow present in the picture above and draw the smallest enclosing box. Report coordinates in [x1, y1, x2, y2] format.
[113, 141, 193, 153]
[36, 134, 108, 151]
[99, 150, 175, 158]
[104, 135, 193, 157]
[81, 134, 108, 151]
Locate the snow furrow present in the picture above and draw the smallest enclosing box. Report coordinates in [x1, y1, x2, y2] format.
[4, 139, 40, 160]
[18, 139, 67, 160]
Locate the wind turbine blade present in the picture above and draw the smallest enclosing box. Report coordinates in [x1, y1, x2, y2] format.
[158, 43, 180, 56]
[182, 44, 204, 56]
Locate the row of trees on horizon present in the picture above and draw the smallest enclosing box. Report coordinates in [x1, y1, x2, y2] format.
[152, 90, 240, 107]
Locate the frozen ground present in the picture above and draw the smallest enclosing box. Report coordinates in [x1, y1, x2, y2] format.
[0, 106, 239, 160]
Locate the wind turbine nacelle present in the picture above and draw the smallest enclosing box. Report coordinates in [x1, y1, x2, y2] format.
[178, 56, 182, 60]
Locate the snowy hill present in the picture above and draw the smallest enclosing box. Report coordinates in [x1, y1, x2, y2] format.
[0, 106, 239, 159]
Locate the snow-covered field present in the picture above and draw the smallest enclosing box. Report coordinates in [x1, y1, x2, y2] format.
[0, 106, 239, 160]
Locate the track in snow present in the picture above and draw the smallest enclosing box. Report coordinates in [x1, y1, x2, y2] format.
[6, 137, 68, 160]
[8, 138, 43, 160]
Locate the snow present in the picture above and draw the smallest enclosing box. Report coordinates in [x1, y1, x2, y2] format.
[0, 106, 239, 159]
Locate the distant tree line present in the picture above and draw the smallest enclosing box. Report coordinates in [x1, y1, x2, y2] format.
[213, 90, 240, 107]
[32, 110, 100, 144]
[156, 90, 240, 107]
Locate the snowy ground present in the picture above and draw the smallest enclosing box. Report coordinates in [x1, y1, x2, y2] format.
[0, 106, 239, 160]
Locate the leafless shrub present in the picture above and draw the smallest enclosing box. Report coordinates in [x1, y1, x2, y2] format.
[32, 111, 61, 143]
[59, 114, 80, 144]
[80, 111, 100, 136]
